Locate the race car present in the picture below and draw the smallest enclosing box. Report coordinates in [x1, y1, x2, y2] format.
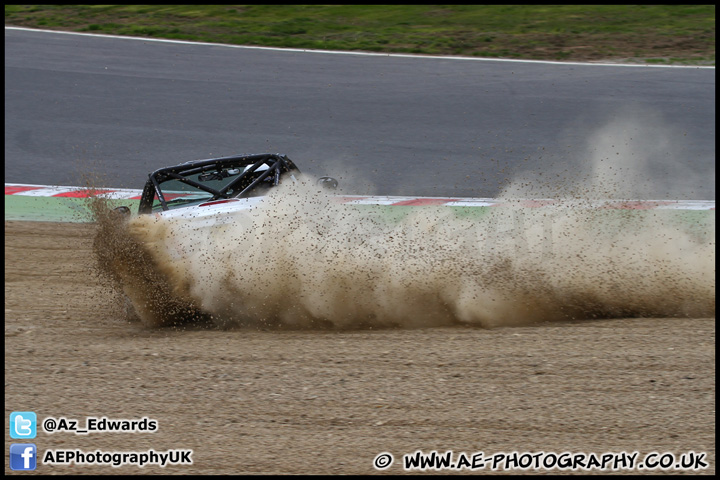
[105, 153, 343, 326]
[114, 152, 337, 218]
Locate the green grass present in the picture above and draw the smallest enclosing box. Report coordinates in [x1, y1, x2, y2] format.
[4, 5, 715, 64]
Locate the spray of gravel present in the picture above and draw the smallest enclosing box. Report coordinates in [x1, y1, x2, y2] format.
[94, 120, 714, 329]
[91, 196, 209, 327]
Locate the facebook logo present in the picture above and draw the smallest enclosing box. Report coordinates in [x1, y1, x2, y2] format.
[10, 444, 37, 470]
[10, 411, 37, 439]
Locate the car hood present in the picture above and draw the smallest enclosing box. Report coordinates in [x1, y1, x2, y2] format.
[154, 196, 266, 228]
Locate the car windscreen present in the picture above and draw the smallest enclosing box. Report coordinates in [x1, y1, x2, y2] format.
[152, 164, 270, 211]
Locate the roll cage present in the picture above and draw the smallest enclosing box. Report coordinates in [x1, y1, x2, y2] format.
[138, 153, 300, 214]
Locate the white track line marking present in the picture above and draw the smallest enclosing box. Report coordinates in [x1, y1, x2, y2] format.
[5, 26, 714, 69]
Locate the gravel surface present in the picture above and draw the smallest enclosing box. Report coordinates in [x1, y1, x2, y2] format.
[4, 220, 715, 475]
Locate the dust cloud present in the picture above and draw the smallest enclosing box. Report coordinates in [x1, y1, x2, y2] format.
[94, 117, 714, 329]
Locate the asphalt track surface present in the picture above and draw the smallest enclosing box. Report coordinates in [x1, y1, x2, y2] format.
[4, 27, 716, 475]
[4, 27, 716, 199]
